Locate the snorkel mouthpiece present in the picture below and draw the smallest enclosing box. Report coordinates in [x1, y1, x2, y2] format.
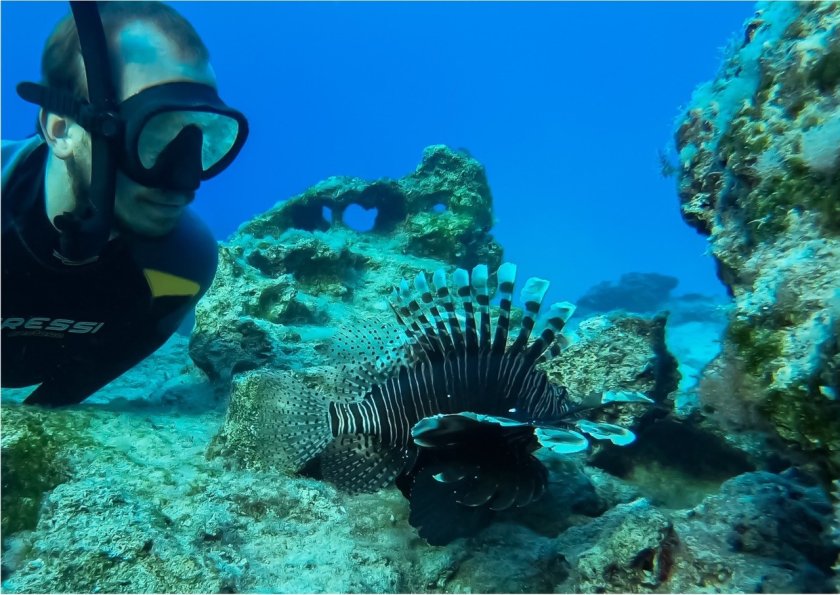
[147, 124, 204, 192]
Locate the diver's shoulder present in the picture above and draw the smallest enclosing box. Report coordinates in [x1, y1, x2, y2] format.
[169, 208, 219, 286]
[131, 208, 219, 292]
[2, 136, 45, 188]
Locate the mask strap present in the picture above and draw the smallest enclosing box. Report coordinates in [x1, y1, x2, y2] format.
[53, 1, 121, 264]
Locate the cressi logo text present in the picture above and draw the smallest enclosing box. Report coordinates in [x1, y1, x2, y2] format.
[1, 317, 105, 334]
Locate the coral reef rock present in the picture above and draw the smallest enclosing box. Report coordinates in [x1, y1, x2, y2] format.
[668, 470, 838, 593]
[0, 407, 83, 539]
[674, 1, 840, 474]
[190, 145, 502, 386]
[546, 313, 679, 429]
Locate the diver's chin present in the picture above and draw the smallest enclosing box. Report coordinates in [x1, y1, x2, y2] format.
[114, 208, 181, 238]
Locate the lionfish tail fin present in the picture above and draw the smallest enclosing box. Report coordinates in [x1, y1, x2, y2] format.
[259, 371, 333, 470]
[320, 435, 417, 494]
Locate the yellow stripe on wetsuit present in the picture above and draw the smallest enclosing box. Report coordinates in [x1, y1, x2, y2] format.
[143, 269, 201, 298]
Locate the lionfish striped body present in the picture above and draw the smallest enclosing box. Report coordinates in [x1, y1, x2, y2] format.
[266, 263, 651, 545]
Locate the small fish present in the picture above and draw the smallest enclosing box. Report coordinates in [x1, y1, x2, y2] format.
[263, 263, 652, 545]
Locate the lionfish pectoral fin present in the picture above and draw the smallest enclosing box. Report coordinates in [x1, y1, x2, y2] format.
[601, 390, 655, 404]
[534, 427, 590, 454]
[320, 434, 415, 494]
[512, 457, 548, 508]
[458, 472, 500, 507]
[576, 420, 637, 446]
[487, 476, 519, 511]
[408, 465, 495, 546]
[411, 412, 530, 449]
[259, 371, 333, 471]
[431, 461, 476, 484]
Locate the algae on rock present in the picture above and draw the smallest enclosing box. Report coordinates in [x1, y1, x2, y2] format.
[673, 1, 840, 473]
[1, 406, 88, 538]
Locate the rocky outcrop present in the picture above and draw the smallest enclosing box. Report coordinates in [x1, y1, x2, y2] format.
[190, 146, 502, 387]
[546, 313, 679, 418]
[673, 1, 840, 474]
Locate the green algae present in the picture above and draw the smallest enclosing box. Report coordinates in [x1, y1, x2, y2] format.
[754, 169, 840, 235]
[727, 318, 784, 378]
[810, 38, 840, 92]
[1, 406, 90, 537]
[763, 387, 840, 473]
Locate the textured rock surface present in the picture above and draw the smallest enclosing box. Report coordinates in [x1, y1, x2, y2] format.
[549, 470, 838, 594]
[546, 313, 679, 423]
[673, 1, 840, 473]
[0, 407, 83, 538]
[190, 145, 503, 386]
[668, 470, 838, 593]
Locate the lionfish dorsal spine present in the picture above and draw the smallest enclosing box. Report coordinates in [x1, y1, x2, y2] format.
[491, 262, 517, 356]
[389, 280, 428, 368]
[509, 276, 550, 354]
[524, 301, 576, 366]
[470, 264, 491, 350]
[453, 268, 479, 354]
[536, 302, 575, 363]
[418, 271, 455, 353]
[433, 267, 465, 353]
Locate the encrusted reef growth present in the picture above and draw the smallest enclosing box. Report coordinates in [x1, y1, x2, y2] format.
[1, 407, 88, 538]
[190, 145, 502, 385]
[674, 1, 840, 473]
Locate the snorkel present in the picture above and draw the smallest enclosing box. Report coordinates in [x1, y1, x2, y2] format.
[18, 1, 118, 265]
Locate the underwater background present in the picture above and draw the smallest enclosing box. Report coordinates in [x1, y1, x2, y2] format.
[3, 1, 840, 593]
[2, 1, 755, 302]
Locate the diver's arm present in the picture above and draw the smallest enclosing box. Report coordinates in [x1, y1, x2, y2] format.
[22, 293, 199, 407]
[22, 329, 173, 407]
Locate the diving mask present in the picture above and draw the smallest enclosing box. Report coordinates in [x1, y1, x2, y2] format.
[17, 79, 249, 192]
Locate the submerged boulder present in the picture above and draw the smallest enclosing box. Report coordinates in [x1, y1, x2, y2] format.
[190, 146, 502, 387]
[673, 1, 840, 473]
[576, 272, 679, 316]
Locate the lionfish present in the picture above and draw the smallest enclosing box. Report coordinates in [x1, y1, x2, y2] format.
[264, 263, 652, 545]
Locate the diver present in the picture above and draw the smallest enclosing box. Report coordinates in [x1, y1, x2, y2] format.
[1, 2, 248, 406]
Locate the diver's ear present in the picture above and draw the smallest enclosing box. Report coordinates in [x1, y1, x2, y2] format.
[39, 109, 77, 160]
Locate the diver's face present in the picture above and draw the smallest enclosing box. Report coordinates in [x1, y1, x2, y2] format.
[109, 22, 217, 237]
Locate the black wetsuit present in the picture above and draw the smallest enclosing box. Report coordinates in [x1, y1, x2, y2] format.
[1, 137, 218, 406]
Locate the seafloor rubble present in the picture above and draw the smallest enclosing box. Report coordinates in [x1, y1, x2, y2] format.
[3, 2, 840, 591]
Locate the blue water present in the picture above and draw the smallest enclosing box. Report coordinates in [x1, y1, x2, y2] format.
[1, 1, 755, 303]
